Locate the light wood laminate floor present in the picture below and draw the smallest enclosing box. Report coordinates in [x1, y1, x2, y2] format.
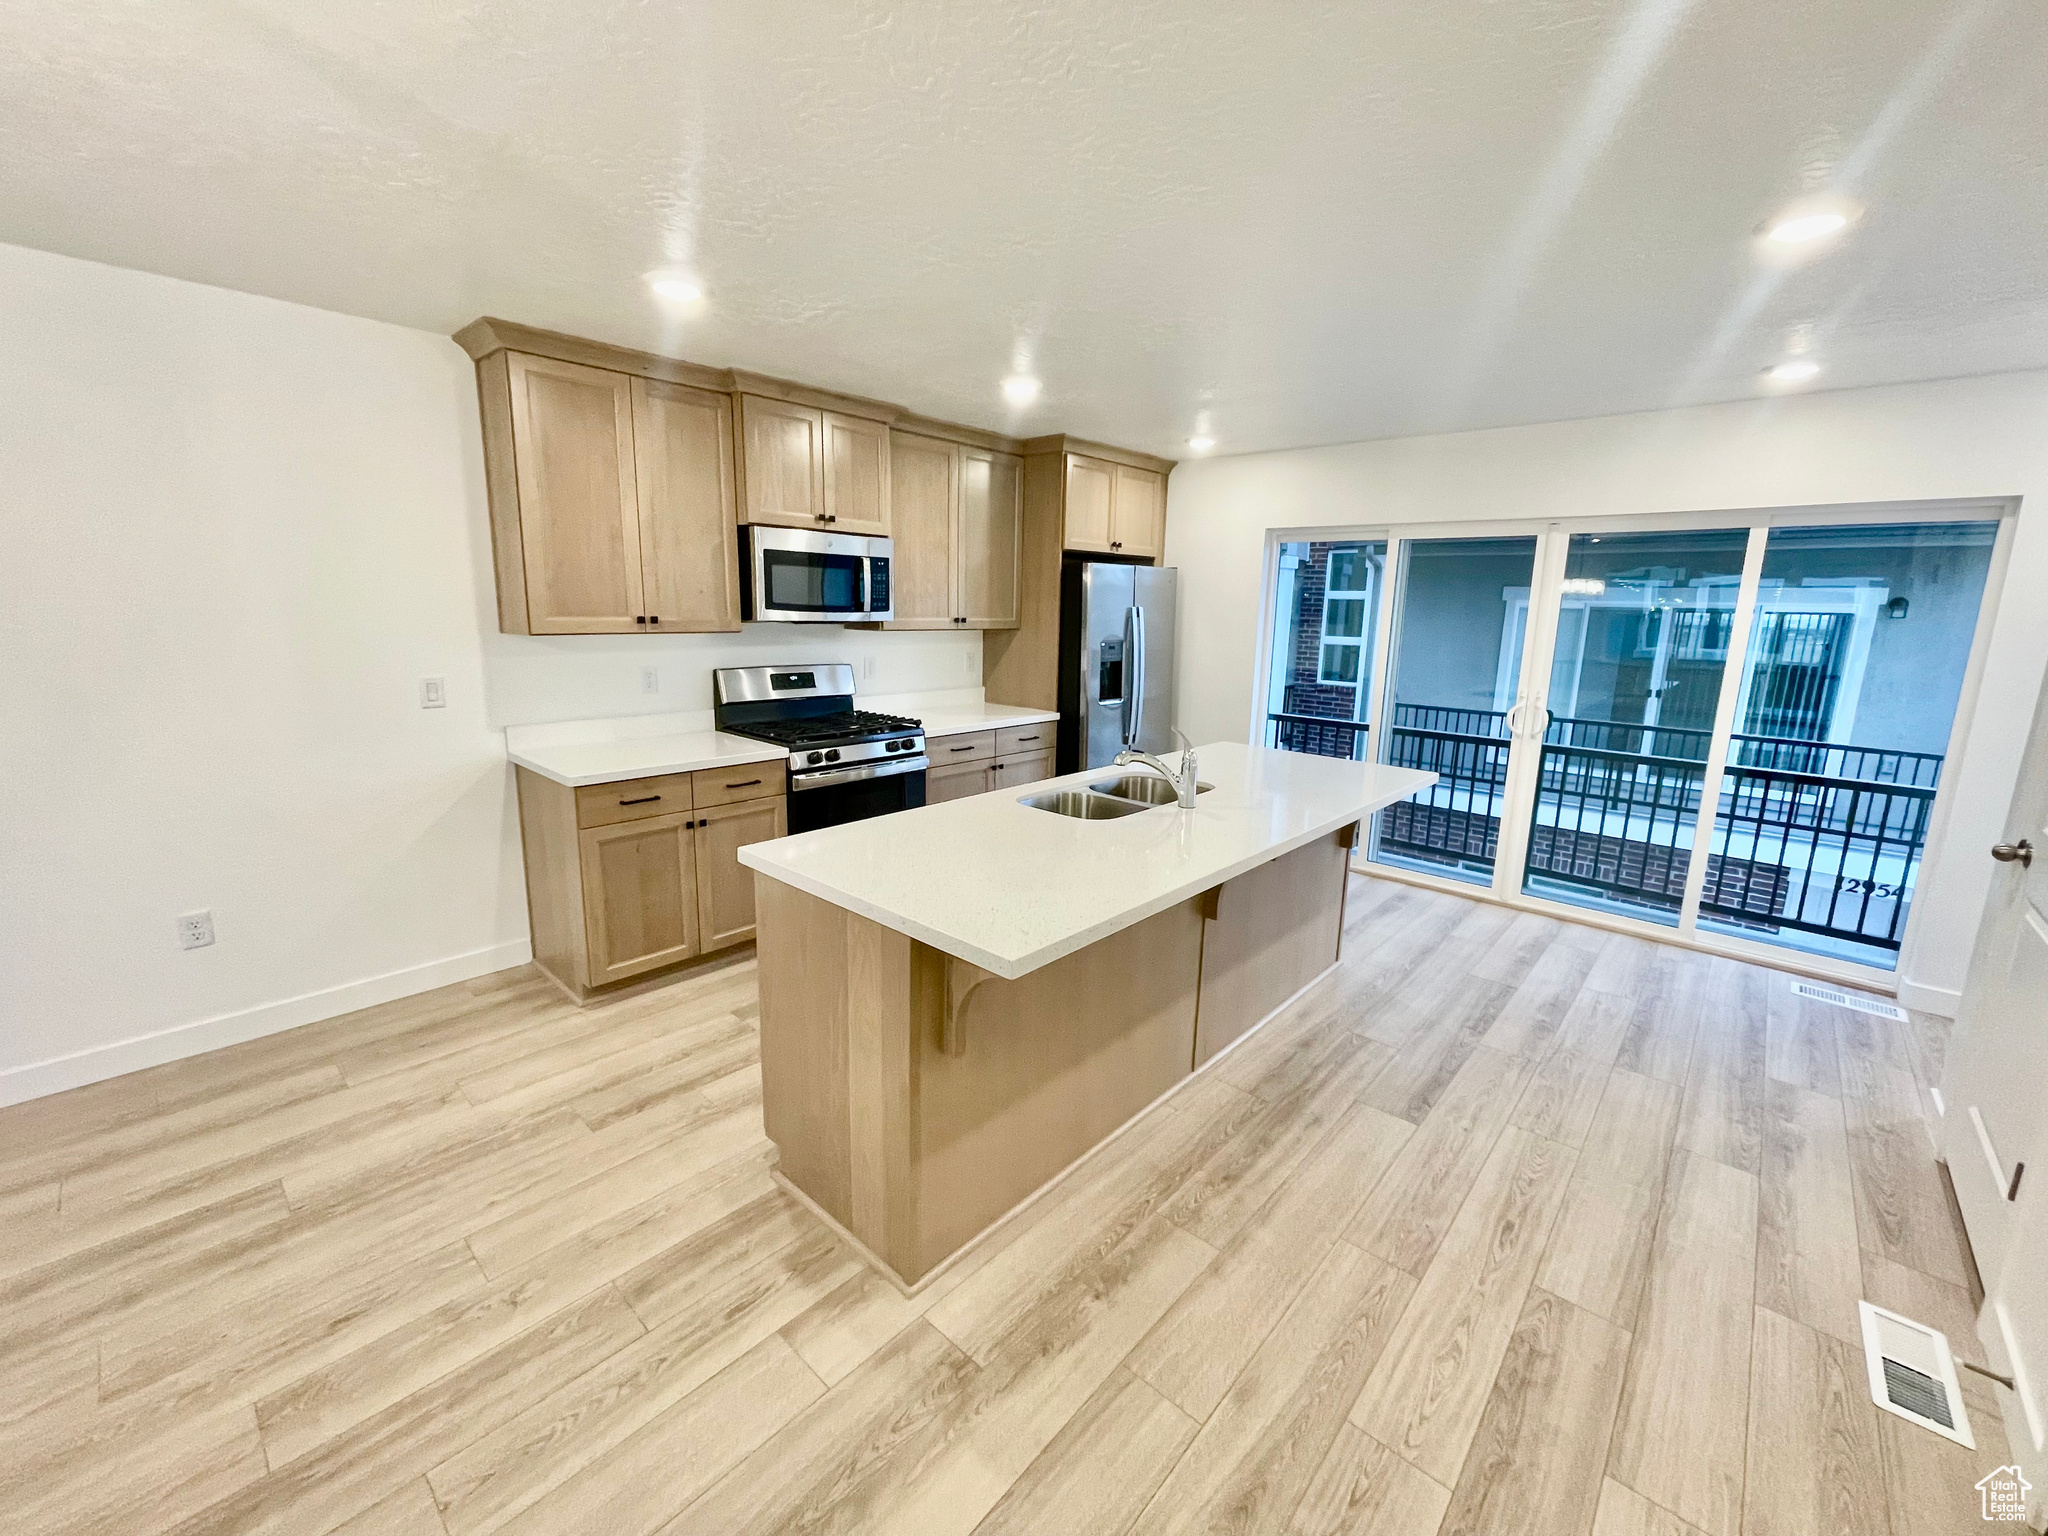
[1, 878, 2019, 1535]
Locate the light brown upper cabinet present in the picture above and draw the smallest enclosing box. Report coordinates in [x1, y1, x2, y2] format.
[881, 431, 1020, 629]
[477, 350, 739, 635]
[959, 447, 1022, 625]
[739, 395, 891, 535]
[632, 378, 741, 632]
[1062, 453, 1163, 558]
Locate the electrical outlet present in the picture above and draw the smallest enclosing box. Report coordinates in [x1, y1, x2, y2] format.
[420, 676, 447, 709]
[860, 654, 877, 682]
[963, 648, 976, 679]
[178, 910, 216, 950]
[640, 665, 660, 695]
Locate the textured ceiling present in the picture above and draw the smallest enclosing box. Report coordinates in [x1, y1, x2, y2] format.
[3, 0, 2044, 457]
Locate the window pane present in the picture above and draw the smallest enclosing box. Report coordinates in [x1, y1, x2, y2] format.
[1325, 598, 1366, 638]
[1521, 527, 1750, 926]
[1264, 540, 1384, 761]
[1698, 521, 1997, 968]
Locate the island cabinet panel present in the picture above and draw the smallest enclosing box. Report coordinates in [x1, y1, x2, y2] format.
[693, 796, 786, 951]
[1193, 824, 1355, 1068]
[579, 812, 701, 986]
[751, 879, 1203, 1287]
[913, 899, 1203, 1277]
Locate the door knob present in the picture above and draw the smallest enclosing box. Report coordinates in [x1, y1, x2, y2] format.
[1992, 840, 2034, 867]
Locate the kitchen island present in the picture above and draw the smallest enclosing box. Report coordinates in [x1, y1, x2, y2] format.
[739, 741, 1434, 1289]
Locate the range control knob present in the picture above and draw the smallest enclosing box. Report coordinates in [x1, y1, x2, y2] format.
[896, 738, 914, 751]
[806, 751, 824, 765]
[824, 749, 841, 763]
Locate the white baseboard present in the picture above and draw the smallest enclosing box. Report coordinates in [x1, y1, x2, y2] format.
[0, 939, 533, 1107]
[1897, 976, 1964, 1018]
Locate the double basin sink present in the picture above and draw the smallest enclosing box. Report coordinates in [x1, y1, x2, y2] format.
[1020, 773, 1214, 820]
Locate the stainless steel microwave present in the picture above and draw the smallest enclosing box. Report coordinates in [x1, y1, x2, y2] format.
[739, 526, 895, 623]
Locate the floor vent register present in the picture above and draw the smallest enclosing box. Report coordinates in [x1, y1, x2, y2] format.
[1792, 979, 1910, 1022]
[1860, 1300, 1976, 1448]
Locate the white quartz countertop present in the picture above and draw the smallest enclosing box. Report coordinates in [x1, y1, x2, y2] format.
[740, 742, 1435, 980]
[916, 701, 1059, 738]
[505, 695, 1059, 786]
[509, 732, 785, 788]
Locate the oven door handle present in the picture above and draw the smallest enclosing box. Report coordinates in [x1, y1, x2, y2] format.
[789, 755, 929, 791]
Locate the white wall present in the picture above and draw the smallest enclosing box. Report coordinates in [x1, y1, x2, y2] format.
[0, 242, 981, 1102]
[1165, 371, 2048, 1011]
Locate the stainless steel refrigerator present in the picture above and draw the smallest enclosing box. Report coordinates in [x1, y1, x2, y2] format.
[1057, 559, 1179, 773]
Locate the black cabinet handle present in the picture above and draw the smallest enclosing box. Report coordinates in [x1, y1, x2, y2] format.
[2011, 1161, 2026, 1201]
[950, 744, 975, 753]
[1013, 735, 1039, 744]
[649, 615, 660, 625]
[618, 795, 661, 806]
[635, 615, 647, 625]
[724, 779, 763, 789]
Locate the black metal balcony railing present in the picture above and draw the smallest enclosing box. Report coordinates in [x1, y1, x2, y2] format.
[1265, 700, 1944, 955]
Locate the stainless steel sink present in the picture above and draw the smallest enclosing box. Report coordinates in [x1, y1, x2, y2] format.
[1087, 775, 1215, 806]
[1018, 789, 1150, 820]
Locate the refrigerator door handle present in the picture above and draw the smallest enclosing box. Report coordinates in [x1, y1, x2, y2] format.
[1128, 605, 1146, 747]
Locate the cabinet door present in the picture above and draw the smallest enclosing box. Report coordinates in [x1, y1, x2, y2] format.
[887, 431, 958, 626]
[927, 759, 993, 803]
[632, 379, 740, 632]
[823, 412, 892, 535]
[1111, 464, 1166, 561]
[991, 751, 1055, 790]
[578, 811, 698, 986]
[1063, 454, 1116, 554]
[959, 448, 1021, 628]
[694, 796, 787, 952]
[506, 353, 645, 633]
[740, 395, 824, 528]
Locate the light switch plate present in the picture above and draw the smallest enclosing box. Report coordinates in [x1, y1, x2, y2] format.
[420, 676, 447, 709]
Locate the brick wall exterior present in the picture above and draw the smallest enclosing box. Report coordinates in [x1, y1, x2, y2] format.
[1281, 541, 1362, 719]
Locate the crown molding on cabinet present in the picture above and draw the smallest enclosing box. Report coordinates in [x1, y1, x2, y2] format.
[452, 318, 1172, 467]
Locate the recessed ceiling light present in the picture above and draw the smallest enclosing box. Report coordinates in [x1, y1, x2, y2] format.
[645, 271, 705, 303]
[1001, 375, 1041, 407]
[1764, 359, 1822, 385]
[1187, 435, 1215, 453]
[1765, 211, 1849, 245]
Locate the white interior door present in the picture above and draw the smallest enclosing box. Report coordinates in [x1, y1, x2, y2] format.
[1943, 665, 2048, 1505]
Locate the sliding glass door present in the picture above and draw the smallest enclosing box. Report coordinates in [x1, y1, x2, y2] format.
[1258, 506, 2004, 979]
[1517, 528, 1750, 925]
[1368, 537, 1541, 888]
[1695, 520, 1998, 967]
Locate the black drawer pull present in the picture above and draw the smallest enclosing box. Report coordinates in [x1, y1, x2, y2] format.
[724, 778, 763, 789]
[950, 744, 976, 753]
[618, 795, 661, 806]
[1013, 735, 1039, 744]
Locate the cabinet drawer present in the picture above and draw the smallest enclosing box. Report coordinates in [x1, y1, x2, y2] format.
[995, 722, 1055, 757]
[691, 764, 783, 809]
[931, 730, 996, 765]
[576, 773, 694, 828]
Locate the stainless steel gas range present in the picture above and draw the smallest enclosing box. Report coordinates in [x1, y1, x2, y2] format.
[712, 664, 927, 833]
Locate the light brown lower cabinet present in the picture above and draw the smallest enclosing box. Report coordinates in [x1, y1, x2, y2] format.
[991, 750, 1055, 790]
[926, 758, 991, 803]
[517, 765, 786, 1000]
